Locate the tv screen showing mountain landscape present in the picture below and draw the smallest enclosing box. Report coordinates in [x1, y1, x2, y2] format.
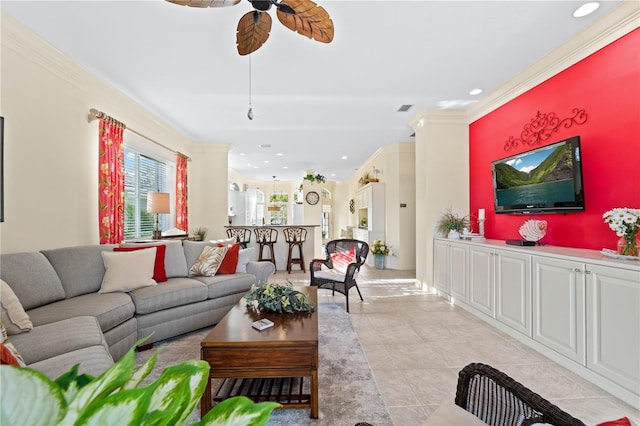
[494, 142, 575, 206]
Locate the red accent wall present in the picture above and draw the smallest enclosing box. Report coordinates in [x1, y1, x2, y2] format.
[469, 28, 640, 250]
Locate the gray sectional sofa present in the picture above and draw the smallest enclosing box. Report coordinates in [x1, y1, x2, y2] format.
[0, 240, 274, 378]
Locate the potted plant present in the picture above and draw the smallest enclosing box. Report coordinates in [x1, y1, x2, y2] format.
[358, 172, 371, 187]
[0, 340, 279, 425]
[192, 227, 208, 241]
[370, 239, 391, 270]
[302, 172, 326, 185]
[437, 208, 470, 239]
[244, 282, 315, 313]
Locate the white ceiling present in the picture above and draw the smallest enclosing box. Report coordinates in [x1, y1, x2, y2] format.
[1, 0, 621, 182]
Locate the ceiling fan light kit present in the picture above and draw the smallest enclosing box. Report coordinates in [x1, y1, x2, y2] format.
[166, 0, 334, 56]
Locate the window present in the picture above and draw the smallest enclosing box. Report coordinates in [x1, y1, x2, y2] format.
[269, 192, 288, 225]
[124, 146, 175, 239]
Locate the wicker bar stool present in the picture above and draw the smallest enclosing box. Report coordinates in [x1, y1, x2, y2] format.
[254, 227, 278, 270]
[226, 227, 251, 249]
[283, 227, 307, 274]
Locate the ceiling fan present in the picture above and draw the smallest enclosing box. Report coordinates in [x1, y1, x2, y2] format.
[166, 0, 334, 55]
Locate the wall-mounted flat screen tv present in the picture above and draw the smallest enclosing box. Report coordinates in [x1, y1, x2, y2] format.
[492, 136, 585, 214]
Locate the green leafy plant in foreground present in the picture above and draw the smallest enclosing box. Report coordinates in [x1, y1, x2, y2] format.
[0, 340, 279, 426]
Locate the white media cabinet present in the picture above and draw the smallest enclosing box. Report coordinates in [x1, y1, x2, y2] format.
[433, 237, 640, 409]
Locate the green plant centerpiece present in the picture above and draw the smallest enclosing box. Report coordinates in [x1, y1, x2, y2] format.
[0, 338, 279, 426]
[245, 282, 315, 314]
[437, 208, 470, 236]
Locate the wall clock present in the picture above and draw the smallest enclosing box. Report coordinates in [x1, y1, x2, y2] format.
[349, 199, 355, 214]
[305, 191, 320, 205]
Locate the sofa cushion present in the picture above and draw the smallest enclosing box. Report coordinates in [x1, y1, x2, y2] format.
[41, 245, 118, 298]
[119, 240, 188, 278]
[114, 245, 167, 282]
[0, 252, 66, 310]
[29, 345, 114, 379]
[129, 278, 208, 315]
[99, 249, 157, 293]
[1, 279, 33, 335]
[189, 246, 227, 277]
[10, 316, 111, 366]
[26, 292, 135, 333]
[192, 273, 255, 299]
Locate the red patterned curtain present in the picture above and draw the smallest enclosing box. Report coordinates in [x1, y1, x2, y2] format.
[98, 118, 125, 244]
[176, 153, 188, 232]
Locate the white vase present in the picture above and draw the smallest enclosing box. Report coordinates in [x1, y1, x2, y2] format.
[447, 230, 460, 239]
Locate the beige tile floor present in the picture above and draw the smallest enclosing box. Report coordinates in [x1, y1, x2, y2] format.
[271, 266, 640, 426]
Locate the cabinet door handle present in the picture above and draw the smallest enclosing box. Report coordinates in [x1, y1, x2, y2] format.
[573, 268, 583, 273]
[584, 270, 592, 275]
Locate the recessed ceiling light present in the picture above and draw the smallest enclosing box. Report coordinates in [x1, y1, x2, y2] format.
[276, 153, 283, 156]
[283, 166, 288, 169]
[469, 88, 483, 96]
[263, 160, 269, 163]
[239, 153, 246, 156]
[341, 155, 348, 160]
[573, 2, 599, 17]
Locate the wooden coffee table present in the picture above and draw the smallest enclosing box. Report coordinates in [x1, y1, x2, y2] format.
[200, 286, 318, 418]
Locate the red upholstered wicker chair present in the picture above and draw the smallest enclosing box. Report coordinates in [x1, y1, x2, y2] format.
[455, 363, 586, 426]
[309, 239, 368, 312]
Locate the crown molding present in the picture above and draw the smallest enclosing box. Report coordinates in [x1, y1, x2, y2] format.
[409, 109, 469, 129]
[467, 1, 640, 123]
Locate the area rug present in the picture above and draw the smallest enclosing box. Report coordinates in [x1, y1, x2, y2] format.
[135, 302, 392, 426]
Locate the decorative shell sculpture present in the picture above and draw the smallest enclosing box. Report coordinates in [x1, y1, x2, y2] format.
[519, 219, 548, 242]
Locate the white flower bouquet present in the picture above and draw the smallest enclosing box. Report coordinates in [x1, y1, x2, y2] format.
[370, 239, 391, 256]
[603, 207, 640, 256]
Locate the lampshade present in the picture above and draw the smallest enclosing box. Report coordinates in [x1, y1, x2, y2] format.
[147, 192, 170, 214]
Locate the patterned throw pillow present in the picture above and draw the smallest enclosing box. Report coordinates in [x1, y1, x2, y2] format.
[0, 323, 26, 366]
[331, 247, 356, 274]
[189, 246, 228, 277]
[0, 279, 33, 335]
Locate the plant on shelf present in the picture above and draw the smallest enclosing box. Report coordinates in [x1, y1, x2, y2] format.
[192, 226, 208, 241]
[603, 207, 640, 256]
[370, 239, 391, 256]
[245, 282, 316, 314]
[303, 173, 326, 184]
[358, 172, 371, 186]
[437, 208, 470, 237]
[359, 216, 368, 229]
[0, 339, 279, 426]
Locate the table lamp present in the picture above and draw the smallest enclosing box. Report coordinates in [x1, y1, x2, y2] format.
[147, 192, 170, 239]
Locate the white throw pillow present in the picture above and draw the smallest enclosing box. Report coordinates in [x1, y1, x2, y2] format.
[99, 248, 158, 293]
[190, 246, 228, 277]
[210, 237, 236, 246]
[236, 247, 256, 273]
[0, 279, 33, 335]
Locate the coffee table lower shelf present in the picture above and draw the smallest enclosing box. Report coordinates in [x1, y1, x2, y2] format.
[212, 376, 311, 408]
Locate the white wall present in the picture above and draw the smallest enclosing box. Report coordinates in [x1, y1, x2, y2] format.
[0, 15, 230, 253]
[410, 110, 469, 287]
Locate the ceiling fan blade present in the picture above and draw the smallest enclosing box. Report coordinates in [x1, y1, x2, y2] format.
[236, 11, 272, 56]
[166, 0, 241, 7]
[276, 0, 334, 43]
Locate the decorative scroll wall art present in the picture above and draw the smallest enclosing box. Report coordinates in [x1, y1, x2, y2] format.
[504, 108, 588, 152]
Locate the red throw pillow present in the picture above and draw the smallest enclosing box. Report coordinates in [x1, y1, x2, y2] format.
[114, 245, 167, 282]
[331, 247, 356, 273]
[0, 343, 22, 366]
[597, 418, 632, 426]
[217, 243, 241, 274]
